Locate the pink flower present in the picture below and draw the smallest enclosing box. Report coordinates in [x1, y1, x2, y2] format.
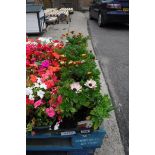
[41, 60, 50, 68]
[46, 107, 55, 118]
[34, 99, 42, 109]
[51, 87, 58, 95]
[57, 95, 63, 104]
[42, 73, 49, 81]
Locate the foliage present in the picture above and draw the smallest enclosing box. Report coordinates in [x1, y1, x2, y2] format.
[57, 32, 113, 129]
[90, 95, 113, 130]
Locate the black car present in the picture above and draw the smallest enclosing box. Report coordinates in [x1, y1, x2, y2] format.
[89, 0, 129, 27]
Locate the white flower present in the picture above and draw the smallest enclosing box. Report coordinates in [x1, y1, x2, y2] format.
[37, 90, 45, 99]
[81, 60, 85, 63]
[86, 121, 93, 128]
[70, 82, 82, 93]
[54, 122, 60, 130]
[26, 87, 33, 96]
[38, 37, 46, 42]
[53, 43, 59, 46]
[38, 37, 51, 44]
[40, 83, 47, 90]
[84, 79, 97, 89]
[34, 83, 40, 88]
[78, 120, 93, 129]
[26, 41, 38, 45]
[65, 40, 69, 43]
[29, 94, 34, 100]
[26, 41, 31, 45]
[37, 78, 42, 84]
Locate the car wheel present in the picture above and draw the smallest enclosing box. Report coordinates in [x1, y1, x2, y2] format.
[98, 12, 107, 27]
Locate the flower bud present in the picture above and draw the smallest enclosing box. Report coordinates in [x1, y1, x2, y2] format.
[82, 54, 87, 57]
[87, 72, 92, 75]
[68, 60, 73, 65]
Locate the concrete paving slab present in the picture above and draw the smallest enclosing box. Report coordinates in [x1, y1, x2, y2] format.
[42, 23, 69, 40]
[95, 60, 125, 155]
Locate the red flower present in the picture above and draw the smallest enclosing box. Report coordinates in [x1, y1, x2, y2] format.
[48, 66, 60, 73]
[34, 51, 42, 56]
[30, 75, 37, 83]
[52, 52, 60, 59]
[57, 95, 63, 105]
[53, 40, 60, 43]
[51, 74, 59, 83]
[58, 116, 62, 121]
[37, 43, 42, 50]
[26, 60, 30, 67]
[45, 80, 55, 89]
[29, 38, 34, 42]
[51, 60, 60, 67]
[29, 64, 38, 68]
[51, 87, 58, 95]
[26, 97, 34, 105]
[52, 103, 57, 108]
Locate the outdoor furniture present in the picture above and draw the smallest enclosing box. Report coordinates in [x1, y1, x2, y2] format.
[46, 16, 59, 26]
[57, 10, 70, 24]
[58, 12, 70, 24]
[26, 4, 46, 34]
[59, 8, 74, 14]
[44, 8, 71, 24]
[45, 9, 59, 17]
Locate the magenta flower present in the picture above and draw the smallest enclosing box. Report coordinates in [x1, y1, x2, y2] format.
[41, 60, 50, 68]
[34, 99, 42, 109]
[46, 107, 55, 118]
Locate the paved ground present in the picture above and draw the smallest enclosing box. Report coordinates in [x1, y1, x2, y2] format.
[27, 11, 125, 155]
[87, 13, 129, 155]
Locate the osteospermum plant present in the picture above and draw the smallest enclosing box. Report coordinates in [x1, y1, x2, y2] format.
[57, 32, 113, 129]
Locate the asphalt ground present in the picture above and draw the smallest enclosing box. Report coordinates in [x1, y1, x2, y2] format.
[87, 18, 129, 155]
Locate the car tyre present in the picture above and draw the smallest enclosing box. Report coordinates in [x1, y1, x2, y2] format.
[98, 12, 107, 27]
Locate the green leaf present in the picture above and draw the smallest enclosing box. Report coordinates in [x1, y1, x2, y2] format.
[35, 61, 41, 65]
[73, 98, 78, 103]
[26, 123, 33, 132]
[44, 91, 51, 100]
[70, 108, 76, 113]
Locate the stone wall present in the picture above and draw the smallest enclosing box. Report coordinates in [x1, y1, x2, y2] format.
[78, 0, 91, 10]
[36, 0, 92, 10]
[42, 0, 52, 8]
[52, 0, 78, 10]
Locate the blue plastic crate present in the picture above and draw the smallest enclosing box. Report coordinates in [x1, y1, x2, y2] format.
[26, 129, 106, 155]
